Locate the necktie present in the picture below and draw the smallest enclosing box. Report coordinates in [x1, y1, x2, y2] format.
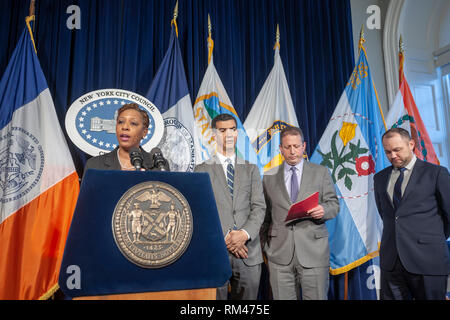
[393, 167, 406, 209]
[290, 167, 299, 203]
[226, 159, 234, 199]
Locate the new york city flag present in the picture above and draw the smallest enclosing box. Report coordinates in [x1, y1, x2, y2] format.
[0, 17, 79, 299]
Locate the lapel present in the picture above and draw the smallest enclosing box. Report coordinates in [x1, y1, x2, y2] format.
[276, 163, 291, 204]
[298, 161, 313, 202]
[233, 157, 245, 207]
[400, 159, 423, 205]
[382, 166, 394, 209]
[106, 147, 151, 170]
[104, 148, 121, 170]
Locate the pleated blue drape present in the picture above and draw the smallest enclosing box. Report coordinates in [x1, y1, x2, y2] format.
[1, 0, 354, 173]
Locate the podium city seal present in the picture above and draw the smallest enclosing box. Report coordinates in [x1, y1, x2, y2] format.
[112, 181, 193, 268]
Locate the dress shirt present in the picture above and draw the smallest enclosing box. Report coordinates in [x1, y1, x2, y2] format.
[387, 155, 417, 203]
[216, 152, 236, 179]
[284, 160, 304, 202]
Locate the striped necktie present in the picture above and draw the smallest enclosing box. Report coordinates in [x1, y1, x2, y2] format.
[226, 159, 234, 199]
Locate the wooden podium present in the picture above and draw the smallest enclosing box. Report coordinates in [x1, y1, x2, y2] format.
[74, 288, 216, 300]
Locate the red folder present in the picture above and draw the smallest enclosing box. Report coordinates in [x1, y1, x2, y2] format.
[285, 192, 319, 222]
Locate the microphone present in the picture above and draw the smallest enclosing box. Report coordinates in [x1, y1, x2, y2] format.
[129, 147, 144, 171]
[151, 147, 167, 171]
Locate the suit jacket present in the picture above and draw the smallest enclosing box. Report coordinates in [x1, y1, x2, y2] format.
[374, 159, 450, 275]
[194, 155, 266, 266]
[261, 161, 339, 267]
[83, 147, 170, 176]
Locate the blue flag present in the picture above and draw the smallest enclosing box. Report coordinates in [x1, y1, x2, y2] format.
[310, 41, 388, 276]
[146, 23, 198, 172]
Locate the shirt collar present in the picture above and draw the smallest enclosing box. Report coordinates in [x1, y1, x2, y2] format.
[395, 154, 417, 172]
[284, 159, 304, 174]
[216, 151, 236, 165]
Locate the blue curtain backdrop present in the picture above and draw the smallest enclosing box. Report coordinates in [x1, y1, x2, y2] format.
[0, 0, 354, 173]
[0, 0, 371, 299]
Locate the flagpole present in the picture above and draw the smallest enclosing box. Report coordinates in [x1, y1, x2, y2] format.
[399, 35, 405, 86]
[359, 25, 387, 131]
[171, 0, 179, 38]
[29, 0, 35, 17]
[207, 14, 214, 65]
[26, 0, 37, 54]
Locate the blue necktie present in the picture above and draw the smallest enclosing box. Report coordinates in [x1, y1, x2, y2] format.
[226, 159, 234, 199]
[290, 167, 299, 203]
[393, 167, 406, 209]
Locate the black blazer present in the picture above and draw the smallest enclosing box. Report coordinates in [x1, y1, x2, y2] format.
[83, 147, 170, 177]
[374, 158, 450, 275]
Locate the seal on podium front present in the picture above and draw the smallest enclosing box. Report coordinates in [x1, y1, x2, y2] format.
[112, 181, 193, 268]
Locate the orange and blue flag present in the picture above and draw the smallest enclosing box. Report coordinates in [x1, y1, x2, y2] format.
[0, 17, 79, 300]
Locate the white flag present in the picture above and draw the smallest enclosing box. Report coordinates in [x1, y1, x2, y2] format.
[244, 48, 299, 172]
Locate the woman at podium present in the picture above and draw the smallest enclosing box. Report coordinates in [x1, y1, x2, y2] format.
[84, 103, 170, 173]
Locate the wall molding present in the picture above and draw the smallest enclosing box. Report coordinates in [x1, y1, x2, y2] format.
[383, 0, 405, 107]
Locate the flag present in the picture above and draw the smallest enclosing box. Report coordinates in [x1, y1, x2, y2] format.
[384, 44, 440, 164]
[310, 34, 388, 275]
[244, 43, 299, 173]
[146, 20, 198, 172]
[0, 17, 79, 299]
[193, 30, 261, 170]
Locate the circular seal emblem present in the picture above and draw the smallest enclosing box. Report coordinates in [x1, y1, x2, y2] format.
[112, 181, 193, 268]
[65, 89, 164, 156]
[158, 117, 195, 172]
[0, 127, 45, 204]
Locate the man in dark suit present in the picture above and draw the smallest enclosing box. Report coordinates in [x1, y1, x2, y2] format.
[374, 128, 450, 300]
[194, 114, 266, 300]
[261, 126, 339, 300]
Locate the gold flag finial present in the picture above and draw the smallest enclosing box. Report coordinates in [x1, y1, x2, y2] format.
[173, 0, 178, 20]
[399, 34, 405, 54]
[399, 35, 405, 85]
[274, 24, 280, 50]
[358, 24, 366, 52]
[208, 14, 212, 38]
[207, 14, 214, 64]
[171, 1, 179, 37]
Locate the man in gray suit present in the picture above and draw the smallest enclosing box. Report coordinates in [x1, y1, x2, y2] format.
[194, 114, 266, 300]
[261, 126, 339, 300]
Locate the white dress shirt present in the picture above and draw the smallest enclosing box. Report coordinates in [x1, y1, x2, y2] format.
[387, 154, 417, 203]
[216, 152, 236, 178]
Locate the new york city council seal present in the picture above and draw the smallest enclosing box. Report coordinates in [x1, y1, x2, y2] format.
[112, 181, 193, 268]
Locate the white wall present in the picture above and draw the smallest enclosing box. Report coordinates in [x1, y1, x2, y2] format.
[438, 0, 450, 49]
[350, 0, 391, 114]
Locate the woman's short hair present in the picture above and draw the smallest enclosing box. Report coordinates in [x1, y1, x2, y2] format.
[117, 103, 149, 128]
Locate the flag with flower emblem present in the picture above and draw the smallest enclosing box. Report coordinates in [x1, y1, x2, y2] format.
[310, 37, 389, 275]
